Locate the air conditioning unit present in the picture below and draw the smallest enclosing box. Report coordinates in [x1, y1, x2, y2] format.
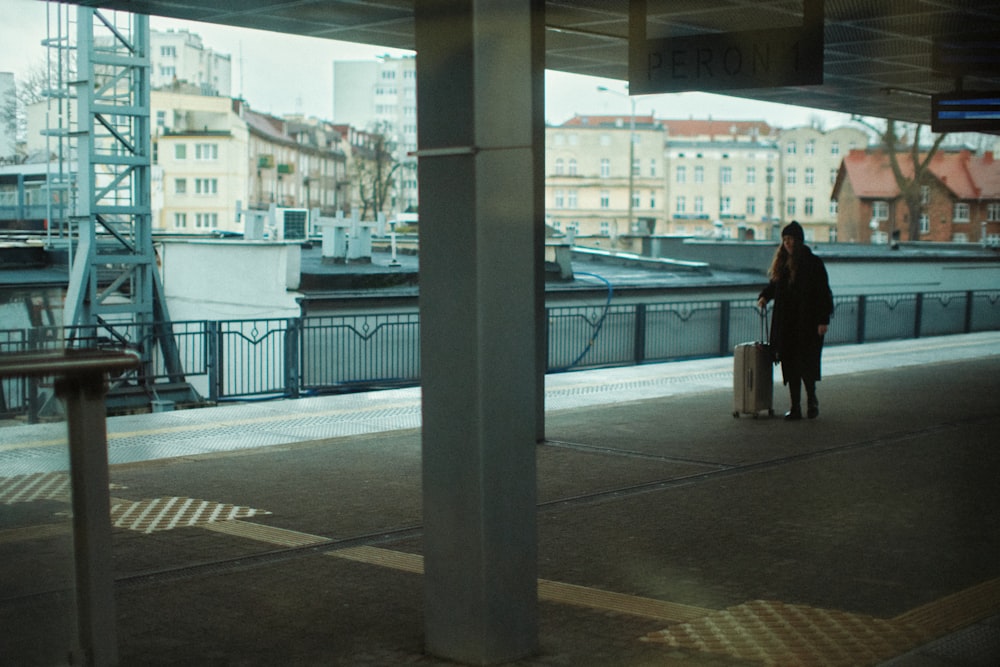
[277, 208, 308, 240]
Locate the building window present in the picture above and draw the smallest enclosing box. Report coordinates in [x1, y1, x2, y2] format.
[804, 197, 814, 216]
[195, 178, 218, 195]
[720, 166, 732, 184]
[786, 141, 797, 154]
[567, 190, 578, 208]
[175, 144, 186, 160]
[554, 158, 564, 176]
[953, 232, 969, 242]
[805, 140, 815, 155]
[694, 166, 704, 183]
[632, 190, 640, 208]
[649, 159, 657, 177]
[787, 197, 796, 217]
[831, 141, 840, 155]
[804, 168, 815, 185]
[746, 196, 756, 216]
[600, 159, 610, 178]
[746, 166, 756, 184]
[195, 213, 218, 228]
[921, 185, 931, 205]
[873, 201, 889, 220]
[720, 196, 732, 214]
[676, 165, 686, 184]
[676, 196, 686, 214]
[920, 214, 930, 234]
[156, 110, 166, 127]
[174, 178, 187, 194]
[786, 168, 797, 185]
[830, 168, 838, 184]
[829, 199, 838, 215]
[160, 46, 176, 57]
[649, 191, 656, 208]
[632, 158, 640, 177]
[195, 143, 218, 160]
[600, 190, 610, 208]
[554, 190, 564, 208]
[174, 212, 187, 228]
[694, 196, 704, 213]
[988, 203, 1000, 221]
[568, 159, 577, 176]
[954, 202, 970, 222]
[600, 221, 610, 236]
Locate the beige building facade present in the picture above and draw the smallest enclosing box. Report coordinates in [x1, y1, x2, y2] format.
[777, 126, 870, 242]
[152, 92, 348, 235]
[545, 117, 871, 247]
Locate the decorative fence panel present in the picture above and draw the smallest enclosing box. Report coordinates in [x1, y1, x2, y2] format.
[2, 289, 1000, 415]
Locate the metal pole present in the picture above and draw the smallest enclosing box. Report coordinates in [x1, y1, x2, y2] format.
[57, 370, 118, 666]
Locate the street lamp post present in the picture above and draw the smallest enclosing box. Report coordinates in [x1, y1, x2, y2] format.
[598, 86, 636, 235]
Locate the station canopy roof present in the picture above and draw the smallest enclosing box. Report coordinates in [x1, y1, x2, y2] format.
[71, 1, 1000, 129]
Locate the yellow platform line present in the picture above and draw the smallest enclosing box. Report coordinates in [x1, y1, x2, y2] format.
[200, 521, 712, 623]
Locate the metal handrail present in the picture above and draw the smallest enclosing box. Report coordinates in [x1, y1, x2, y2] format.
[2, 289, 999, 415]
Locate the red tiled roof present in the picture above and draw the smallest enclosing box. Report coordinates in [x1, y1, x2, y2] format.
[559, 115, 773, 138]
[560, 114, 658, 127]
[658, 119, 774, 137]
[841, 149, 1000, 200]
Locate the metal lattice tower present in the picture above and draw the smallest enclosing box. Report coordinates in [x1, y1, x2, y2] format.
[45, 3, 186, 397]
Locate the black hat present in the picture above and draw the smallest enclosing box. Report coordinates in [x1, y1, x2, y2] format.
[781, 220, 804, 241]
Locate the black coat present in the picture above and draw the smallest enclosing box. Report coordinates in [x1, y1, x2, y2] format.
[759, 245, 833, 385]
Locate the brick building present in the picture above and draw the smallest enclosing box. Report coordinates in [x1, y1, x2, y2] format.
[833, 149, 1000, 245]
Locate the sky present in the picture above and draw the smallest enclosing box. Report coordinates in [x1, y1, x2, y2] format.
[0, 0, 857, 130]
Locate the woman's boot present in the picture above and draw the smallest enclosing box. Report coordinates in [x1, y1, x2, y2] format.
[805, 381, 819, 419]
[785, 379, 802, 421]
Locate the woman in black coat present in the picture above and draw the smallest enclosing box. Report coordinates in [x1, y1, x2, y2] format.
[757, 221, 834, 420]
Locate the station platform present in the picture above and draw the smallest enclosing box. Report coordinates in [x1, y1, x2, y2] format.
[2, 332, 999, 665]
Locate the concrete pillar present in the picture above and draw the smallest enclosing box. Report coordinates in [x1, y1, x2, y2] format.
[415, 0, 544, 663]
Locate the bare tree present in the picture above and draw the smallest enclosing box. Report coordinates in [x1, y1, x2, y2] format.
[853, 116, 948, 241]
[354, 123, 401, 221]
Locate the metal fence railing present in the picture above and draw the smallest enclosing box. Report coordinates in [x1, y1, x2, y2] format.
[2, 289, 998, 417]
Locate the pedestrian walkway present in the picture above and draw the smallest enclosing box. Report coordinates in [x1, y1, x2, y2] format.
[2, 332, 999, 665]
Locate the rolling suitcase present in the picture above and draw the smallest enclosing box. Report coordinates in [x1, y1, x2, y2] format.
[732, 310, 774, 418]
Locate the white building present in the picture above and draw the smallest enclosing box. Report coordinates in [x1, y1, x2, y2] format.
[663, 119, 781, 241]
[150, 28, 232, 96]
[777, 125, 870, 242]
[332, 56, 418, 213]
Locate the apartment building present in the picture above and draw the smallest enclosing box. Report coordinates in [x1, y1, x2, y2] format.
[546, 115, 667, 240]
[546, 116, 871, 246]
[151, 92, 348, 234]
[332, 56, 418, 214]
[150, 28, 232, 96]
[662, 120, 779, 241]
[777, 126, 869, 242]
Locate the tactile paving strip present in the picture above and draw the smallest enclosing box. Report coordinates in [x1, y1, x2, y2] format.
[641, 599, 933, 666]
[0, 472, 71, 504]
[109, 497, 270, 534]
